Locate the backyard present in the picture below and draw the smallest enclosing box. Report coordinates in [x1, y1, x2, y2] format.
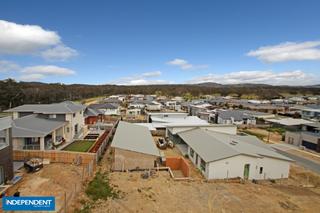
[63, 140, 94, 152]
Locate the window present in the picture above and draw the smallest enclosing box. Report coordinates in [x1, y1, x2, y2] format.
[259, 167, 263, 174]
[49, 114, 56, 119]
[67, 127, 70, 133]
[164, 115, 168, 117]
[73, 113, 76, 117]
[190, 148, 194, 158]
[200, 159, 206, 172]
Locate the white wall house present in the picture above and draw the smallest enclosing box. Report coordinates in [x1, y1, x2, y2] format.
[126, 108, 142, 118]
[178, 128, 292, 180]
[88, 103, 120, 116]
[216, 110, 256, 125]
[146, 102, 162, 111]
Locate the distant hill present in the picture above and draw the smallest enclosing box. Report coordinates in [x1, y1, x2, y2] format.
[0, 79, 319, 111]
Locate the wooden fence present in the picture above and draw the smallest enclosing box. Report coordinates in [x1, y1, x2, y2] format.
[13, 150, 97, 165]
[93, 120, 119, 162]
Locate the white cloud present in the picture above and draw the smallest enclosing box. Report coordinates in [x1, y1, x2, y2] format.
[0, 20, 78, 61]
[109, 70, 173, 85]
[167, 58, 208, 70]
[141, 71, 162, 78]
[247, 41, 320, 63]
[41, 45, 78, 61]
[186, 70, 316, 86]
[19, 73, 46, 81]
[21, 65, 75, 76]
[0, 60, 20, 72]
[0, 20, 60, 54]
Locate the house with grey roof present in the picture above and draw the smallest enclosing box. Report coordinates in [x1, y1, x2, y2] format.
[111, 121, 160, 171]
[5, 101, 86, 150]
[0, 116, 13, 185]
[88, 103, 120, 115]
[177, 128, 292, 180]
[215, 110, 256, 125]
[285, 122, 320, 152]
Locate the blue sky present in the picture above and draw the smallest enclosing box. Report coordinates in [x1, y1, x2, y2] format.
[0, 0, 320, 85]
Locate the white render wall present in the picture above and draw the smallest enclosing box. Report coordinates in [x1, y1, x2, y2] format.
[65, 110, 85, 141]
[187, 145, 290, 180]
[206, 155, 290, 180]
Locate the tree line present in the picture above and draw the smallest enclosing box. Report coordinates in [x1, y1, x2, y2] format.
[0, 79, 319, 111]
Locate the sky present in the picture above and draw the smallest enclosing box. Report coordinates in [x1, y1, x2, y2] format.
[0, 0, 320, 86]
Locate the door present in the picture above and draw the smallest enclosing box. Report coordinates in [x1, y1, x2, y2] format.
[243, 164, 250, 180]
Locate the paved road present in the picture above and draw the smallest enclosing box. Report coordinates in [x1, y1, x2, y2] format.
[274, 148, 320, 174]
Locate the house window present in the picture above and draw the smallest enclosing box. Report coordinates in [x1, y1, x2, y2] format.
[164, 115, 168, 117]
[190, 148, 194, 158]
[259, 167, 263, 174]
[67, 127, 70, 133]
[73, 113, 76, 117]
[200, 159, 206, 172]
[49, 114, 56, 119]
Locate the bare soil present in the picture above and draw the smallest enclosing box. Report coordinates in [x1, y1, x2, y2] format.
[75, 146, 320, 213]
[4, 163, 84, 213]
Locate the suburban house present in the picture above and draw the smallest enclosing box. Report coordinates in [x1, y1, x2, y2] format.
[126, 108, 142, 118]
[0, 116, 13, 185]
[111, 122, 160, 171]
[5, 101, 86, 150]
[177, 128, 292, 180]
[84, 107, 104, 125]
[214, 110, 256, 125]
[145, 101, 162, 111]
[285, 122, 320, 152]
[128, 100, 148, 109]
[295, 105, 320, 121]
[88, 103, 121, 116]
[164, 101, 181, 111]
[189, 103, 213, 116]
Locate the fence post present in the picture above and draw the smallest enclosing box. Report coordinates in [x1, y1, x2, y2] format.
[64, 191, 67, 213]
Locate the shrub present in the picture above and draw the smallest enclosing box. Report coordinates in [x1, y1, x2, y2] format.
[85, 171, 118, 201]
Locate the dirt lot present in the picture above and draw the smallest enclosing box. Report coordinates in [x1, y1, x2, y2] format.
[89, 164, 320, 213]
[74, 146, 320, 213]
[4, 163, 85, 213]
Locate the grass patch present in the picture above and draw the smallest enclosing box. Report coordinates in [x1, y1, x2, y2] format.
[241, 130, 265, 140]
[63, 140, 93, 152]
[85, 171, 119, 201]
[266, 127, 286, 135]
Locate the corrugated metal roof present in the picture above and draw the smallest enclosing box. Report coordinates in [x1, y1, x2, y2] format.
[178, 128, 292, 163]
[111, 121, 160, 156]
[12, 114, 67, 137]
[5, 101, 85, 114]
[0, 116, 12, 131]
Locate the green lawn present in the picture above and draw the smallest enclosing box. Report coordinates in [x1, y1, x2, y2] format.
[63, 140, 93, 152]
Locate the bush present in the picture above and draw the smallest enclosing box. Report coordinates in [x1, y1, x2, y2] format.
[85, 171, 118, 201]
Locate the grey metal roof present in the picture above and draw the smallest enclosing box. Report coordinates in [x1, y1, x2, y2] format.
[12, 114, 67, 137]
[0, 116, 12, 131]
[178, 128, 292, 163]
[217, 110, 254, 121]
[111, 121, 160, 156]
[5, 101, 85, 114]
[84, 107, 103, 117]
[88, 103, 119, 110]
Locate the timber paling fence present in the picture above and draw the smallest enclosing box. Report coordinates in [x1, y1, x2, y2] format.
[13, 150, 97, 166]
